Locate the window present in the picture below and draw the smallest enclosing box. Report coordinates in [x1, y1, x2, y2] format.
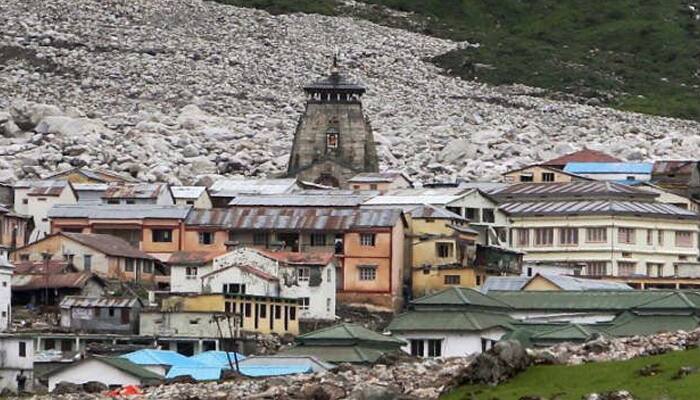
[675, 231, 694, 248]
[253, 232, 268, 246]
[327, 267, 332, 282]
[482, 208, 495, 223]
[22, 199, 28, 205]
[19, 254, 29, 261]
[244, 303, 251, 318]
[326, 128, 339, 149]
[289, 306, 296, 321]
[326, 298, 331, 312]
[519, 174, 534, 182]
[410, 339, 425, 357]
[369, 184, 378, 190]
[444, 275, 460, 285]
[658, 230, 665, 246]
[126, 199, 135, 205]
[353, 185, 360, 190]
[297, 267, 310, 282]
[274, 305, 281, 320]
[310, 233, 326, 247]
[586, 227, 607, 243]
[19, 342, 26, 357]
[618, 228, 635, 244]
[541, 172, 555, 182]
[143, 262, 153, 274]
[37, 197, 47, 202]
[559, 228, 578, 246]
[427, 339, 442, 357]
[516, 229, 529, 247]
[198, 231, 213, 245]
[125, 259, 134, 272]
[83, 255, 92, 272]
[587, 262, 607, 276]
[107, 199, 120, 204]
[152, 229, 172, 243]
[2, 281, 6, 287]
[647, 229, 654, 245]
[360, 233, 376, 247]
[185, 267, 198, 279]
[534, 228, 554, 246]
[465, 208, 479, 222]
[646, 263, 664, 277]
[617, 262, 636, 276]
[300, 297, 310, 310]
[109, 308, 115, 317]
[223, 283, 246, 294]
[259, 304, 267, 319]
[186, 200, 194, 205]
[436, 242, 454, 258]
[358, 265, 377, 281]
[189, 319, 199, 325]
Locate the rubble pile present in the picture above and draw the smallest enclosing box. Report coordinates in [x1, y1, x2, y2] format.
[531, 329, 700, 365]
[1, 0, 700, 184]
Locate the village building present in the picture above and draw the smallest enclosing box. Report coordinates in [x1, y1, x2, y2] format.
[208, 178, 301, 208]
[0, 182, 13, 207]
[563, 162, 653, 183]
[635, 182, 700, 211]
[184, 207, 406, 311]
[280, 323, 405, 364]
[651, 160, 700, 200]
[502, 165, 590, 184]
[490, 182, 700, 284]
[286, 60, 378, 187]
[538, 148, 622, 170]
[14, 180, 77, 241]
[0, 334, 35, 393]
[481, 273, 632, 292]
[346, 172, 413, 193]
[363, 187, 510, 247]
[101, 182, 174, 205]
[11, 260, 106, 305]
[46, 356, 161, 392]
[197, 248, 337, 321]
[171, 186, 212, 209]
[227, 190, 372, 209]
[168, 251, 220, 293]
[42, 167, 138, 184]
[73, 183, 108, 205]
[0, 257, 11, 331]
[59, 296, 142, 334]
[47, 204, 191, 261]
[140, 293, 300, 339]
[12, 232, 160, 283]
[0, 204, 30, 252]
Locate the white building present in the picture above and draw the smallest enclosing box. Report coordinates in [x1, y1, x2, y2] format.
[171, 186, 213, 209]
[13, 180, 77, 241]
[168, 251, 218, 293]
[0, 334, 34, 393]
[198, 248, 337, 321]
[101, 182, 174, 205]
[46, 356, 162, 392]
[0, 257, 12, 331]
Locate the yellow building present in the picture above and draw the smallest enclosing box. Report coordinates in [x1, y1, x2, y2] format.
[156, 293, 300, 336]
[502, 165, 589, 184]
[406, 205, 481, 297]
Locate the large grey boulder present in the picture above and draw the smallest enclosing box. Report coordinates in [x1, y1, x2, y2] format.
[458, 340, 531, 386]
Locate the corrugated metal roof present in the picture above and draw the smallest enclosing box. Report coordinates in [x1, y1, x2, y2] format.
[259, 251, 334, 266]
[652, 160, 697, 175]
[12, 272, 102, 291]
[541, 149, 621, 166]
[387, 311, 513, 332]
[167, 251, 222, 266]
[499, 200, 698, 218]
[42, 167, 139, 183]
[121, 349, 198, 367]
[228, 193, 369, 207]
[348, 172, 411, 184]
[406, 204, 465, 220]
[189, 351, 246, 369]
[59, 296, 140, 308]
[297, 323, 405, 345]
[25, 180, 69, 196]
[489, 181, 656, 200]
[13, 260, 75, 275]
[201, 264, 278, 282]
[48, 204, 191, 220]
[238, 355, 335, 373]
[564, 162, 653, 174]
[103, 183, 167, 199]
[481, 276, 530, 292]
[186, 207, 402, 230]
[73, 183, 109, 191]
[166, 366, 222, 381]
[171, 186, 206, 199]
[364, 187, 473, 206]
[209, 178, 299, 197]
[60, 233, 155, 259]
[482, 274, 631, 292]
[281, 345, 389, 364]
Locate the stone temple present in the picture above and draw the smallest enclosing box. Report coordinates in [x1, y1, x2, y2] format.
[286, 60, 379, 187]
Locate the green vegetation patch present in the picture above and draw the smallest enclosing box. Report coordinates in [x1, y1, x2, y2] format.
[442, 347, 700, 400]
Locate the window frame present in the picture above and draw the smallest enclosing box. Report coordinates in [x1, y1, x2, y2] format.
[152, 229, 173, 243]
[618, 228, 636, 245]
[198, 231, 214, 245]
[358, 265, 377, 281]
[533, 228, 554, 247]
[558, 227, 579, 246]
[359, 233, 376, 247]
[444, 275, 460, 285]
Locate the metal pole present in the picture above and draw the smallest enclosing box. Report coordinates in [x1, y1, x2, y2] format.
[225, 313, 240, 373]
[212, 315, 234, 371]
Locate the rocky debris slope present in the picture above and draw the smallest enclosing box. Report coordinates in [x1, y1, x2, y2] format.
[1, 0, 700, 184]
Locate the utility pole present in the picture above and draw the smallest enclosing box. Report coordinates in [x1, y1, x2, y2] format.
[225, 312, 240, 374]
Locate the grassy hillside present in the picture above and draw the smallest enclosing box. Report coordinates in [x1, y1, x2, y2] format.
[442, 347, 700, 400]
[215, 0, 700, 121]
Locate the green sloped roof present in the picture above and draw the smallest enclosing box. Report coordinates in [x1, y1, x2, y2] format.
[296, 323, 405, 346]
[488, 291, 694, 311]
[280, 345, 390, 364]
[411, 287, 511, 309]
[387, 310, 514, 332]
[633, 292, 700, 311]
[532, 324, 604, 341]
[605, 313, 700, 337]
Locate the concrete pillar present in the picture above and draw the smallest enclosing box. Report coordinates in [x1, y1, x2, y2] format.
[75, 336, 80, 351]
[36, 337, 42, 351]
[197, 339, 203, 354]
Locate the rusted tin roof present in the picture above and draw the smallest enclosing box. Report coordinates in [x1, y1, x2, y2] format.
[499, 200, 698, 219]
[201, 264, 278, 282]
[228, 192, 370, 207]
[186, 207, 402, 230]
[209, 178, 299, 198]
[171, 186, 207, 199]
[406, 204, 465, 220]
[42, 167, 139, 183]
[48, 204, 191, 220]
[13, 260, 76, 275]
[167, 251, 222, 266]
[12, 272, 103, 291]
[489, 181, 658, 201]
[541, 149, 621, 167]
[259, 251, 334, 266]
[347, 172, 411, 184]
[61, 233, 156, 260]
[26, 180, 70, 197]
[59, 296, 140, 308]
[103, 182, 168, 199]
